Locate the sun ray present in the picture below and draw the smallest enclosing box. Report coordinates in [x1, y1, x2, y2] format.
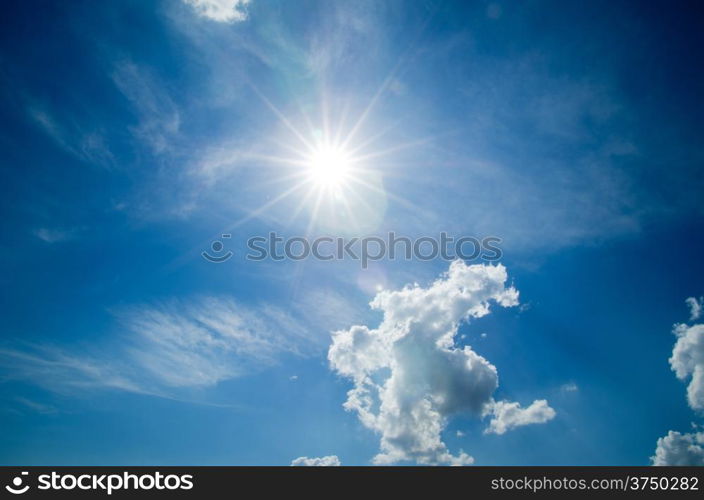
[225, 178, 310, 231]
[345, 174, 420, 213]
[335, 183, 374, 232]
[248, 83, 315, 152]
[286, 183, 322, 226]
[352, 136, 436, 163]
[304, 188, 326, 237]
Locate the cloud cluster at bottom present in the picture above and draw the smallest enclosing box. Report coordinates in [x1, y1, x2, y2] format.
[290, 456, 341, 466]
[652, 430, 704, 466]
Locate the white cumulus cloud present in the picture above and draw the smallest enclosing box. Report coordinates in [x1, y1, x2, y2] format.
[290, 455, 341, 466]
[328, 260, 554, 465]
[484, 399, 556, 435]
[651, 297, 704, 465]
[183, 0, 250, 22]
[669, 322, 704, 411]
[651, 431, 704, 466]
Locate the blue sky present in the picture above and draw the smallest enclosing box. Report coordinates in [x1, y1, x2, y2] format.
[1, 0, 704, 465]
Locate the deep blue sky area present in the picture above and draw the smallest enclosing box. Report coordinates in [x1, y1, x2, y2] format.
[1, 0, 703, 466]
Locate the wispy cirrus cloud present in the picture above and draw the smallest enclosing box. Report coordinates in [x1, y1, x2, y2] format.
[0, 345, 145, 395]
[111, 60, 181, 154]
[121, 297, 316, 388]
[0, 297, 319, 398]
[14, 397, 59, 415]
[28, 106, 115, 168]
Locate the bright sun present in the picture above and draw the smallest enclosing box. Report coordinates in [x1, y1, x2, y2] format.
[307, 145, 351, 188]
[223, 91, 402, 233]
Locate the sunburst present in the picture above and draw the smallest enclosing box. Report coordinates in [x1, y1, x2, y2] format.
[215, 82, 424, 238]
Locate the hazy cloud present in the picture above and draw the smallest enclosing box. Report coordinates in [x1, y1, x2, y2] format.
[561, 382, 579, 393]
